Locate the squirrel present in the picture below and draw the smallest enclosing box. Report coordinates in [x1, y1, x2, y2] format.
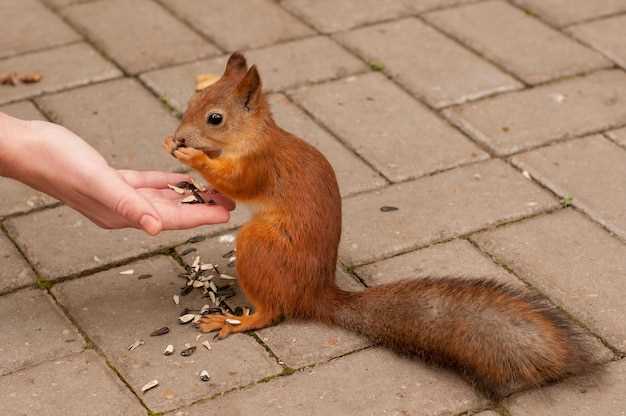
[163, 52, 594, 397]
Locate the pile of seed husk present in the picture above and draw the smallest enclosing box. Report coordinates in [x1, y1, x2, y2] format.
[168, 179, 216, 205]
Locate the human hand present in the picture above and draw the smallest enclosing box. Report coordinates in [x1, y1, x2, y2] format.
[0, 113, 234, 235]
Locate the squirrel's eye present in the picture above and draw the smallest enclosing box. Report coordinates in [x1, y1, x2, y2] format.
[207, 112, 223, 125]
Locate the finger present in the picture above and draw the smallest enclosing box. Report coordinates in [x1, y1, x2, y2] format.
[87, 170, 163, 235]
[118, 170, 192, 189]
[147, 197, 230, 230]
[203, 192, 236, 211]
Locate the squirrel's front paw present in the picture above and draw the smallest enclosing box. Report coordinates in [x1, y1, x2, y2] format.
[173, 147, 211, 169]
[163, 136, 178, 155]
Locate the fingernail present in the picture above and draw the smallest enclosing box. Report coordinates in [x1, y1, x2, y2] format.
[139, 215, 162, 236]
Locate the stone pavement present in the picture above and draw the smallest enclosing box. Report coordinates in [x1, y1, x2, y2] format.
[1, 0, 626, 414]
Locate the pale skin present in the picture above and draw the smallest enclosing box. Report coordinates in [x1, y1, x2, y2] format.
[0, 113, 235, 234]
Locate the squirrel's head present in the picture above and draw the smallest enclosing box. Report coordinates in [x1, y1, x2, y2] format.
[172, 52, 270, 158]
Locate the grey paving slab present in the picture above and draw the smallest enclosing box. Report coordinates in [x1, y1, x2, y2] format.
[63, 0, 218, 74]
[511, 0, 626, 27]
[140, 36, 367, 112]
[0, 232, 35, 294]
[281, 0, 416, 33]
[336, 18, 522, 108]
[175, 347, 485, 416]
[0, 100, 47, 121]
[0, 350, 145, 416]
[52, 256, 281, 413]
[569, 14, 626, 70]
[0, 0, 80, 59]
[444, 69, 626, 155]
[512, 135, 626, 240]
[4, 204, 249, 280]
[268, 94, 385, 197]
[425, 1, 610, 84]
[290, 72, 487, 182]
[340, 159, 557, 266]
[36, 78, 181, 171]
[0, 177, 57, 218]
[176, 233, 370, 369]
[472, 209, 626, 351]
[0, 288, 84, 375]
[507, 359, 626, 416]
[0, 43, 122, 105]
[161, 0, 313, 50]
[355, 238, 521, 287]
[607, 127, 626, 147]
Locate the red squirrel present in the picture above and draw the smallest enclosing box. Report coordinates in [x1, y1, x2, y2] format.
[164, 52, 593, 397]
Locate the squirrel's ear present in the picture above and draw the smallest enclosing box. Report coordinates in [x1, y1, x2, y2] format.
[235, 65, 262, 111]
[223, 51, 248, 79]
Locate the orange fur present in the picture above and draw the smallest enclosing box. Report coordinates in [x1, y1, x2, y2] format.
[164, 52, 594, 397]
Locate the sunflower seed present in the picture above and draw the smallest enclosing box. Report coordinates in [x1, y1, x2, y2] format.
[180, 346, 197, 357]
[180, 285, 193, 296]
[209, 291, 217, 305]
[193, 280, 205, 288]
[181, 195, 199, 204]
[219, 273, 237, 280]
[209, 281, 218, 293]
[137, 274, 152, 280]
[128, 339, 144, 351]
[186, 280, 194, 287]
[167, 184, 186, 194]
[201, 307, 222, 316]
[218, 234, 235, 243]
[380, 206, 399, 212]
[150, 326, 170, 336]
[190, 178, 207, 192]
[201, 340, 212, 351]
[178, 313, 196, 324]
[192, 189, 205, 203]
[163, 344, 174, 356]
[141, 379, 159, 393]
[200, 263, 213, 271]
[522, 170, 532, 180]
[227, 256, 236, 267]
[187, 236, 205, 244]
[192, 314, 202, 324]
[180, 247, 197, 256]
[119, 269, 134, 275]
[222, 249, 235, 258]
[200, 304, 211, 314]
[192, 256, 200, 269]
[173, 294, 180, 305]
[225, 318, 241, 325]
[200, 370, 210, 382]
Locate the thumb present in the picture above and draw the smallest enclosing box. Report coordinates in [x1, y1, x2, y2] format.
[113, 191, 163, 235]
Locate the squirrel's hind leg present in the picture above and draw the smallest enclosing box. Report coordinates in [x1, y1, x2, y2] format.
[197, 305, 279, 339]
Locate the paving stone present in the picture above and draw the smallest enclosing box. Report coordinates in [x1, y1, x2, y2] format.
[0, 289, 84, 375]
[63, 0, 218, 74]
[0, 43, 122, 105]
[36, 78, 181, 171]
[569, 14, 626, 70]
[40, 0, 93, 9]
[444, 69, 626, 155]
[162, 0, 313, 51]
[607, 127, 626, 147]
[0, 232, 35, 294]
[176, 347, 485, 416]
[355, 239, 521, 287]
[0, 350, 145, 416]
[268, 94, 385, 196]
[512, 136, 626, 240]
[4, 204, 249, 280]
[0, 177, 57, 218]
[0, 100, 47, 121]
[472, 209, 626, 351]
[0, 0, 80, 59]
[511, 0, 626, 27]
[340, 159, 556, 266]
[52, 256, 281, 413]
[473, 412, 500, 416]
[506, 359, 626, 416]
[142, 36, 366, 113]
[336, 18, 522, 108]
[291, 72, 487, 182]
[281, 0, 416, 33]
[176, 231, 370, 369]
[425, 1, 610, 85]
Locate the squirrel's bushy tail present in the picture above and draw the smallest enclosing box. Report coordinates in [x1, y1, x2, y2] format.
[319, 278, 594, 397]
